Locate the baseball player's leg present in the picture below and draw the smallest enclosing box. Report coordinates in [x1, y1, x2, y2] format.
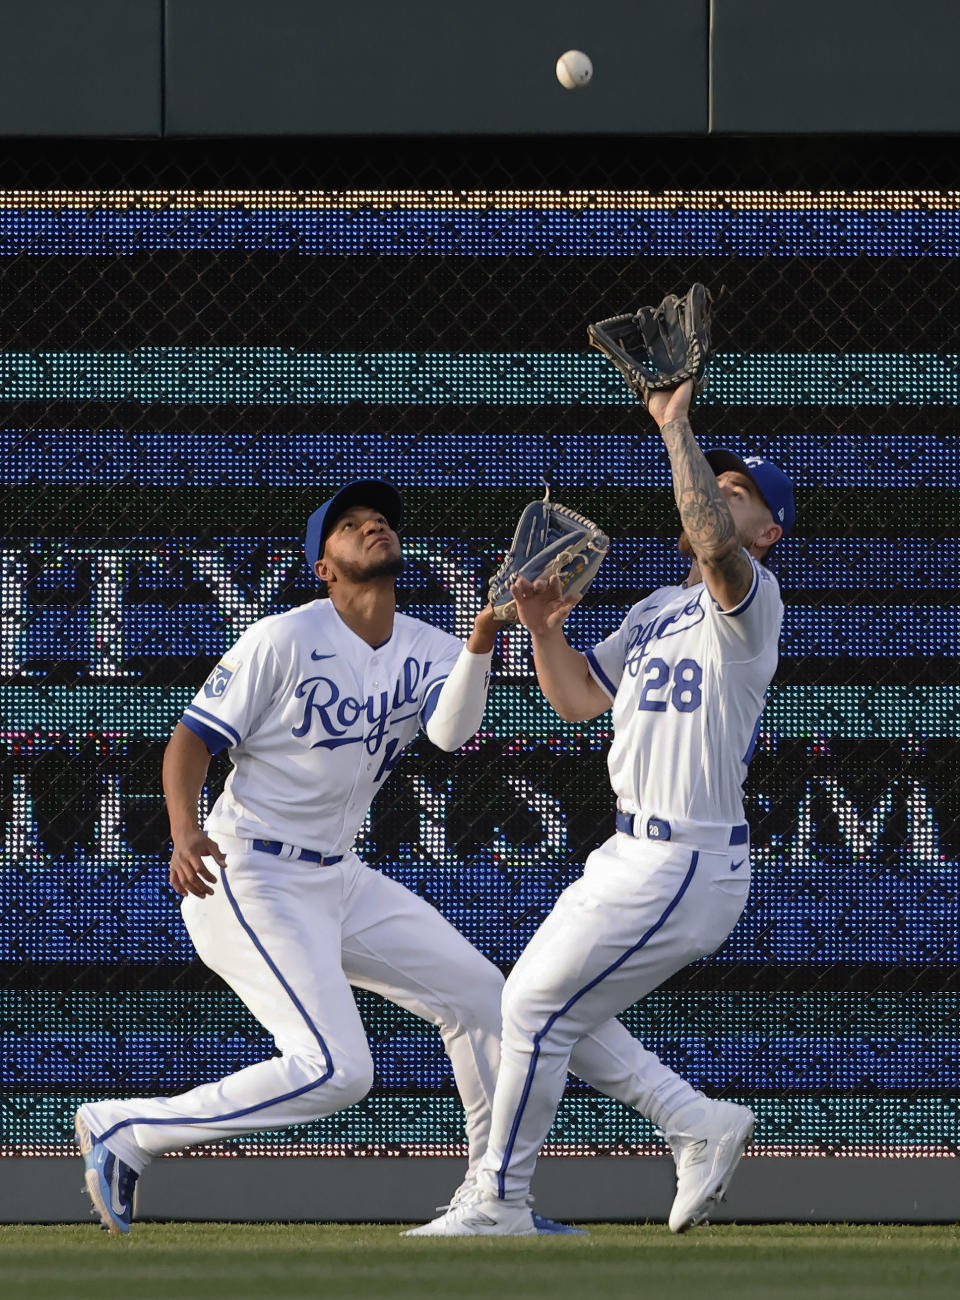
[569, 1017, 704, 1133]
[78, 846, 375, 1175]
[475, 835, 750, 1204]
[339, 863, 502, 1188]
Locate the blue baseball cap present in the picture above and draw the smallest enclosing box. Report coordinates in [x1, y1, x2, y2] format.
[704, 449, 796, 538]
[304, 479, 403, 571]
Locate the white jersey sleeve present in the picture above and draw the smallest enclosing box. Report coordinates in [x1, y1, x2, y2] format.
[584, 602, 653, 701]
[182, 623, 280, 755]
[415, 631, 464, 727]
[422, 646, 493, 751]
[705, 556, 783, 661]
[584, 628, 626, 700]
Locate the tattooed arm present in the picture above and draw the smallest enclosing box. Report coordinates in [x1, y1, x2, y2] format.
[647, 380, 756, 611]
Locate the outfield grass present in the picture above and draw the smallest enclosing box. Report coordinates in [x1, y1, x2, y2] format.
[0, 1223, 958, 1300]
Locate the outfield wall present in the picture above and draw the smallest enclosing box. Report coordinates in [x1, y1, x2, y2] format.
[0, 127, 957, 1222]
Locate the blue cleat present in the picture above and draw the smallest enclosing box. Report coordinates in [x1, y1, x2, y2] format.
[75, 1110, 139, 1235]
[532, 1212, 588, 1236]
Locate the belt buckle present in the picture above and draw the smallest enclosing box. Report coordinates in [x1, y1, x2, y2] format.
[646, 816, 671, 842]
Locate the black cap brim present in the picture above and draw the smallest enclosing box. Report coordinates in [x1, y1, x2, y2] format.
[704, 448, 755, 483]
[704, 449, 767, 505]
[322, 480, 402, 543]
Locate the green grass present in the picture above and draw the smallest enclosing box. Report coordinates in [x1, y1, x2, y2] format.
[1, 1224, 958, 1300]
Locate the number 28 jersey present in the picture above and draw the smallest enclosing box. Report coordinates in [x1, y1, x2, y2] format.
[584, 558, 783, 826]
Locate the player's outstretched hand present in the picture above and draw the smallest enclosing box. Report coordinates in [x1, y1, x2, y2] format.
[509, 574, 580, 634]
[646, 378, 694, 430]
[169, 830, 226, 899]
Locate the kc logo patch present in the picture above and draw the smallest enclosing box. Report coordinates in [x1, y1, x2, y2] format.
[204, 661, 236, 699]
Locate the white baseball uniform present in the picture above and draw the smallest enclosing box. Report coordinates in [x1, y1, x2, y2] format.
[476, 559, 784, 1202]
[77, 599, 510, 1174]
[77, 597, 689, 1186]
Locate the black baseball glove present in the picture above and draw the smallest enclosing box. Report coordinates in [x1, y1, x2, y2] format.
[587, 282, 713, 404]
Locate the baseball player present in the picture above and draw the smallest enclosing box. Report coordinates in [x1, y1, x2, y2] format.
[73, 478, 517, 1232]
[408, 378, 794, 1236]
[74, 478, 725, 1235]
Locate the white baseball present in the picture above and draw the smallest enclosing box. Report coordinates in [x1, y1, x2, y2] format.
[556, 50, 593, 90]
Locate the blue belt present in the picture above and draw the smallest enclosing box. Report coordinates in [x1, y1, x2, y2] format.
[615, 810, 748, 848]
[252, 838, 344, 866]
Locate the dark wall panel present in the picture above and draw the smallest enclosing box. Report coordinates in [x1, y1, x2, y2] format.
[0, 0, 161, 136]
[164, 0, 708, 135]
[712, 0, 960, 133]
[1, 2, 960, 139]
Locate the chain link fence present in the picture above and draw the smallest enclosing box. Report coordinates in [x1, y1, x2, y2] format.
[1, 138, 958, 1162]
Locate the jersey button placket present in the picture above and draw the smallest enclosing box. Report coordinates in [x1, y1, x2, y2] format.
[363, 667, 380, 774]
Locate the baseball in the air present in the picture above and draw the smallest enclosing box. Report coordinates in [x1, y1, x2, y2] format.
[556, 50, 593, 90]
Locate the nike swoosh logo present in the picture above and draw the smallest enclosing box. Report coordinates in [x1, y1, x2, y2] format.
[109, 1162, 126, 1217]
[730, 859, 746, 871]
[311, 651, 335, 661]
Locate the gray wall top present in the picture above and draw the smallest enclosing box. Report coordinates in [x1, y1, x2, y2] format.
[0, 0, 161, 137]
[164, 0, 708, 136]
[711, 0, 960, 134]
[2, 0, 960, 138]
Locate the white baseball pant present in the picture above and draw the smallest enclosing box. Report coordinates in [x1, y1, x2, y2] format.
[476, 830, 751, 1202]
[80, 835, 700, 1181]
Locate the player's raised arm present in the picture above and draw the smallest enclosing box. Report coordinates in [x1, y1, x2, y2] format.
[588, 285, 777, 612]
[422, 605, 508, 752]
[648, 381, 756, 611]
[509, 574, 610, 721]
[162, 721, 225, 898]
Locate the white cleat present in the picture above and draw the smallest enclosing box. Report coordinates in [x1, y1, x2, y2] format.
[402, 1190, 538, 1237]
[431, 1178, 476, 1215]
[666, 1100, 755, 1233]
[421, 1182, 586, 1237]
